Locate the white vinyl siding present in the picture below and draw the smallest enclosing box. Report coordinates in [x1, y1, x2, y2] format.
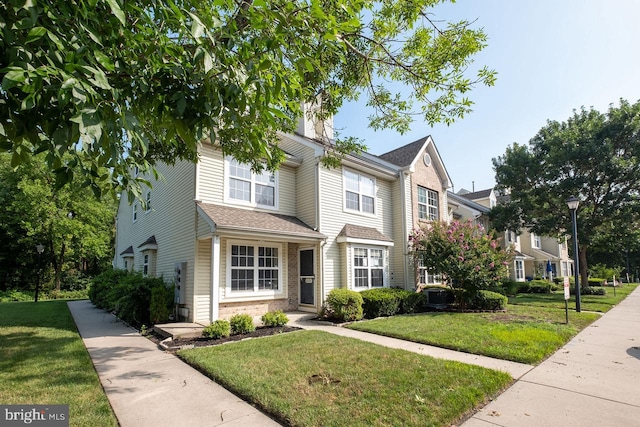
[194, 239, 212, 323]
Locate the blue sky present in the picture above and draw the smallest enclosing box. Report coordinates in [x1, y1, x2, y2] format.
[333, 0, 640, 193]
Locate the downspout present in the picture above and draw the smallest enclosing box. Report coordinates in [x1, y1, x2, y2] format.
[400, 171, 410, 290]
[315, 156, 323, 308]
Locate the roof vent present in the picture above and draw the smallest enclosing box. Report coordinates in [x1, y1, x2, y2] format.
[423, 153, 432, 167]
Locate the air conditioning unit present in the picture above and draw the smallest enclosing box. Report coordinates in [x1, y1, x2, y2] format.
[424, 288, 448, 309]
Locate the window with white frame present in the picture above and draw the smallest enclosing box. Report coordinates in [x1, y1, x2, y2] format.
[226, 157, 277, 208]
[343, 169, 375, 214]
[417, 186, 439, 220]
[132, 203, 138, 223]
[515, 260, 524, 280]
[532, 234, 541, 248]
[143, 254, 149, 276]
[561, 261, 568, 277]
[228, 242, 282, 294]
[417, 257, 442, 284]
[353, 247, 385, 289]
[145, 190, 151, 213]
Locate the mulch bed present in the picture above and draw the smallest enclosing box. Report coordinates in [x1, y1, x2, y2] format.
[155, 326, 302, 351]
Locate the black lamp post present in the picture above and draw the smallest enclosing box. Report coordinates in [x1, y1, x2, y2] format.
[34, 243, 45, 302]
[566, 196, 581, 312]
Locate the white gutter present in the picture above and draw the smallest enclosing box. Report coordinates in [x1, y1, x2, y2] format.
[400, 171, 410, 290]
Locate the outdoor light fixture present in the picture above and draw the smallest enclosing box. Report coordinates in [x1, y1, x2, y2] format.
[34, 244, 45, 303]
[566, 196, 581, 312]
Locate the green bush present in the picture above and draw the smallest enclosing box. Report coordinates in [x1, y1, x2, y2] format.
[261, 310, 289, 327]
[588, 278, 605, 287]
[230, 313, 255, 334]
[571, 286, 606, 296]
[0, 289, 33, 302]
[522, 280, 552, 294]
[150, 284, 174, 325]
[399, 290, 427, 314]
[500, 280, 520, 296]
[323, 289, 363, 322]
[45, 289, 89, 300]
[202, 320, 231, 339]
[467, 290, 507, 310]
[361, 288, 401, 318]
[88, 269, 130, 310]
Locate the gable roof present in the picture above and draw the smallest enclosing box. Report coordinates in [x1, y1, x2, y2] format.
[197, 203, 326, 240]
[447, 191, 490, 214]
[459, 188, 494, 201]
[119, 245, 134, 256]
[378, 135, 453, 189]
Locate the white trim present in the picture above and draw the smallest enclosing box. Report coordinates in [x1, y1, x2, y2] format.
[144, 190, 151, 213]
[336, 236, 394, 247]
[223, 239, 286, 301]
[211, 236, 220, 321]
[132, 203, 138, 223]
[351, 245, 388, 290]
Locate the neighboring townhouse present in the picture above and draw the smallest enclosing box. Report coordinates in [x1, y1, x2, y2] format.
[113, 112, 452, 323]
[457, 189, 573, 282]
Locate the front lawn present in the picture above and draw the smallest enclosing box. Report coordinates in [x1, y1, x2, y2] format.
[509, 283, 639, 312]
[0, 301, 117, 427]
[347, 305, 600, 364]
[179, 330, 512, 427]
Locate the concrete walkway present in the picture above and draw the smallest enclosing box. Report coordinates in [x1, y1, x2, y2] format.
[462, 285, 640, 426]
[67, 301, 280, 427]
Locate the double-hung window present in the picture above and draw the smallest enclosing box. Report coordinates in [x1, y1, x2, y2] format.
[515, 260, 524, 281]
[532, 234, 541, 249]
[229, 242, 282, 294]
[353, 247, 384, 289]
[145, 190, 151, 213]
[417, 257, 442, 284]
[226, 157, 277, 209]
[417, 186, 439, 220]
[344, 169, 375, 214]
[132, 203, 138, 223]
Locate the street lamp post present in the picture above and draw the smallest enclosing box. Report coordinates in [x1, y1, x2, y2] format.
[566, 196, 581, 312]
[34, 243, 45, 302]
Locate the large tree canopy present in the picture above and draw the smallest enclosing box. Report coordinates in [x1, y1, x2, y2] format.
[491, 99, 640, 285]
[1, 0, 495, 197]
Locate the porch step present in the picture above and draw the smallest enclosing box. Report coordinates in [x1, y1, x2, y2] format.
[154, 322, 205, 339]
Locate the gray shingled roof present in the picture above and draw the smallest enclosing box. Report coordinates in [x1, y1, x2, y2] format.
[378, 136, 429, 167]
[338, 224, 393, 242]
[137, 235, 157, 247]
[447, 191, 490, 213]
[119, 245, 134, 256]
[198, 203, 326, 239]
[459, 188, 493, 201]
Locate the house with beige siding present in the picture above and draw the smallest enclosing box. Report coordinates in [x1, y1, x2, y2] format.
[113, 114, 452, 323]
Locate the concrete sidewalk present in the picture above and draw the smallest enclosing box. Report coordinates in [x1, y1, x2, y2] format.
[462, 285, 640, 427]
[67, 301, 280, 427]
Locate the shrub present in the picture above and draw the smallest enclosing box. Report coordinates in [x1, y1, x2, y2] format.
[500, 280, 520, 296]
[361, 288, 401, 318]
[587, 278, 605, 287]
[150, 285, 174, 325]
[323, 289, 363, 322]
[399, 290, 427, 314]
[261, 310, 289, 327]
[467, 290, 507, 310]
[571, 286, 606, 296]
[522, 280, 552, 294]
[45, 289, 89, 300]
[202, 320, 231, 339]
[0, 289, 33, 302]
[230, 313, 255, 334]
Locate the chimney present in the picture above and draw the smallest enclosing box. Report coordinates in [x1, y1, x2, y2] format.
[296, 98, 334, 141]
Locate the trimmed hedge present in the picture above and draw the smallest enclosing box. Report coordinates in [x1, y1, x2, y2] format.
[361, 288, 427, 318]
[467, 290, 508, 310]
[570, 286, 607, 296]
[323, 289, 363, 322]
[230, 314, 256, 334]
[588, 278, 605, 287]
[521, 279, 553, 294]
[203, 320, 231, 339]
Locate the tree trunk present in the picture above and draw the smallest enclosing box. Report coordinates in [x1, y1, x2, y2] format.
[579, 245, 589, 288]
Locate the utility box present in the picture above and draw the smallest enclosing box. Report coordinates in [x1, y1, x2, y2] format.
[174, 262, 187, 304]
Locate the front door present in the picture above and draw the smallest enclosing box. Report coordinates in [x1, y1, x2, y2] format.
[299, 248, 315, 306]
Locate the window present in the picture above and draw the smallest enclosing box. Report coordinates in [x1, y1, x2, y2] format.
[417, 257, 442, 284]
[515, 260, 524, 281]
[417, 186, 439, 220]
[145, 191, 151, 213]
[532, 234, 541, 249]
[143, 254, 149, 276]
[344, 169, 375, 214]
[561, 261, 568, 277]
[226, 157, 277, 208]
[353, 247, 385, 289]
[228, 242, 282, 294]
[132, 203, 138, 223]
[507, 231, 518, 244]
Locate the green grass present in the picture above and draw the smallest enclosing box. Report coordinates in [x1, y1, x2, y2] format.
[0, 301, 117, 427]
[509, 283, 639, 312]
[347, 305, 600, 364]
[179, 330, 512, 427]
